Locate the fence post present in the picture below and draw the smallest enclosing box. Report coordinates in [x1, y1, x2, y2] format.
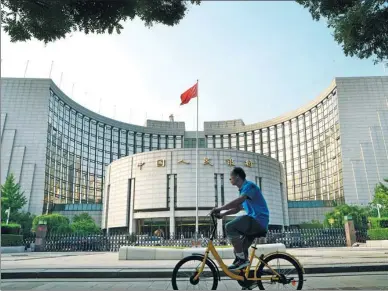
[344, 215, 357, 247]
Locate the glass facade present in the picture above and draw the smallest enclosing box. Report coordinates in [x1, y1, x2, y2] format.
[205, 88, 344, 202]
[45, 86, 343, 212]
[44, 90, 184, 212]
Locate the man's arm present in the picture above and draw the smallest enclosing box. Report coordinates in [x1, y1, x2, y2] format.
[221, 205, 242, 216]
[219, 196, 247, 212]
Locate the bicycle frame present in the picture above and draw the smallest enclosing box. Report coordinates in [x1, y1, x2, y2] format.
[193, 214, 282, 282]
[193, 239, 282, 282]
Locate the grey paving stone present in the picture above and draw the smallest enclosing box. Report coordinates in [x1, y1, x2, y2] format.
[3, 282, 47, 290]
[2, 273, 388, 290]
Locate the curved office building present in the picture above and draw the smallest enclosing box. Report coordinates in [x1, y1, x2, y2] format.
[1, 76, 387, 229]
[102, 149, 287, 234]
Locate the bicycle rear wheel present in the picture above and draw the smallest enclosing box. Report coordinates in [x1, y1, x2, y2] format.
[171, 255, 218, 290]
[256, 253, 304, 290]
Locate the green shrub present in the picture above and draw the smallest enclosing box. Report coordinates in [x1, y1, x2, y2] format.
[71, 220, 100, 235]
[299, 220, 324, 229]
[9, 211, 36, 236]
[1, 223, 21, 234]
[367, 228, 388, 240]
[1, 234, 23, 246]
[368, 217, 388, 229]
[32, 214, 72, 234]
[70, 212, 101, 235]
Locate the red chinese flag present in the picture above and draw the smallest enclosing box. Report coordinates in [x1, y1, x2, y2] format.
[180, 82, 198, 105]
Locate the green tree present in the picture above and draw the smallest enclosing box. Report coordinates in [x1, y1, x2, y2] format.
[297, 0, 388, 64]
[10, 211, 36, 236]
[32, 213, 72, 234]
[370, 178, 388, 217]
[324, 204, 369, 229]
[71, 212, 100, 235]
[1, 173, 27, 217]
[1, 0, 201, 43]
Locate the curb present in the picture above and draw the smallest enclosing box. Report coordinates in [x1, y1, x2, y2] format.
[2, 265, 388, 279]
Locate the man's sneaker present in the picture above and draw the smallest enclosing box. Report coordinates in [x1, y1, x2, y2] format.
[228, 256, 239, 269]
[228, 257, 250, 270]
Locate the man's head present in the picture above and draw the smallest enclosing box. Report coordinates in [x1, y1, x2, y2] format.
[229, 167, 246, 187]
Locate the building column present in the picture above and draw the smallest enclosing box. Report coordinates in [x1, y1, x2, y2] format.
[217, 174, 224, 237]
[169, 174, 176, 238]
[128, 178, 136, 234]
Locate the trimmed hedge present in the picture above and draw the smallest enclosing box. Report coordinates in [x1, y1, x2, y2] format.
[299, 222, 324, 229]
[1, 223, 21, 234]
[32, 214, 72, 234]
[368, 217, 388, 229]
[367, 228, 388, 240]
[1, 234, 23, 246]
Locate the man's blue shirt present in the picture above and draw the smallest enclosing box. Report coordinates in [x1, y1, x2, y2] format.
[239, 180, 269, 229]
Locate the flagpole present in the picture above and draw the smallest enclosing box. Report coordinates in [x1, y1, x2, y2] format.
[49, 61, 54, 78]
[195, 79, 199, 235]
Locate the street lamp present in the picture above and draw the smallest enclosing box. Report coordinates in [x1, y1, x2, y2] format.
[376, 204, 383, 219]
[4, 208, 11, 224]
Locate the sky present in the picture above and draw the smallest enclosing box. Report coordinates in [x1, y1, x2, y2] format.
[1, 1, 386, 131]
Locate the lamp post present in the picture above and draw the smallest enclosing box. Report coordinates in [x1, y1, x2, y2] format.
[376, 203, 382, 219]
[5, 208, 11, 224]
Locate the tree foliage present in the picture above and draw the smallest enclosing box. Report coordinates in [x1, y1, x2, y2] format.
[1, 0, 201, 43]
[10, 211, 36, 236]
[297, 0, 388, 63]
[324, 204, 369, 229]
[32, 212, 101, 235]
[32, 213, 72, 234]
[370, 178, 388, 217]
[1, 173, 27, 217]
[70, 213, 100, 235]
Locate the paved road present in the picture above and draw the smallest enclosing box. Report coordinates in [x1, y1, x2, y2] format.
[1, 272, 387, 290]
[3, 247, 388, 270]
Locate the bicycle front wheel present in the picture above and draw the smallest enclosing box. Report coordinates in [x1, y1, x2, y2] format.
[256, 253, 304, 290]
[171, 255, 218, 290]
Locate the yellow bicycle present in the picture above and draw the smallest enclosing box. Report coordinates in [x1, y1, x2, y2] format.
[171, 214, 304, 290]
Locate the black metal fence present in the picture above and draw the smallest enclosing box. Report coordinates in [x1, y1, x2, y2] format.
[355, 228, 368, 243]
[22, 227, 358, 252]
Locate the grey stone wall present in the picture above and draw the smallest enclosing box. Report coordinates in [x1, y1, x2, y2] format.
[336, 77, 388, 205]
[1, 78, 51, 215]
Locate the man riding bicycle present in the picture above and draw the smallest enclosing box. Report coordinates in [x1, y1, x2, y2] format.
[211, 167, 269, 270]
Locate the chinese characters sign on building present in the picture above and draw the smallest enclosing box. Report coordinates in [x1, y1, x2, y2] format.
[156, 159, 166, 167]
[245, 160, 254, 168]
[226, 158, 235, 167]
[204, 157, 213, 166]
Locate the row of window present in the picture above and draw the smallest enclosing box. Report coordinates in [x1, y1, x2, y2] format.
[44, 87, 343, 211]
[204, 91, 343, 201]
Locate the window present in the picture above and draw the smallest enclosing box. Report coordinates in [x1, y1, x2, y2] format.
[222, 135, 230, 149]
[151, 134, 158, 150]
[254, 130, 261, 154]
[176, 136, 182, 148]
[231, 134, 237, 149]
[247, 132, 253, 152]
[127, 131, 135, 154]
[135, 132, 143, 152]
[215, 135, 221, 148]
[207, 136, 214, 148]
[238, 133, 245, 151]
[160, 135, 166, 149]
